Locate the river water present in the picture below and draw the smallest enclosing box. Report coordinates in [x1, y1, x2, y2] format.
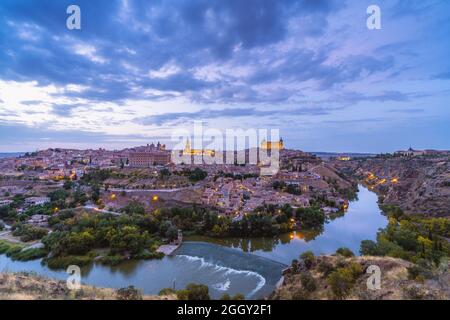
[0, 185, 387, 299]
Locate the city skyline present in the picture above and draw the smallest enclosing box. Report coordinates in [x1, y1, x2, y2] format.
[1, 0, 450, 153]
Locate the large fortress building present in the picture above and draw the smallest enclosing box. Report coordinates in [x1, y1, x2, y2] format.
[260, 138, 284, 150]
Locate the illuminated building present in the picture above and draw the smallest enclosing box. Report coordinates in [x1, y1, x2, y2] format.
[182, 139, 216, 157]
[260, 138, 284, 150]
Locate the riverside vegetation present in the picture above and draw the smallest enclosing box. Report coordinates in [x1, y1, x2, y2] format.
[1, 182, 328, 269]
[273, 203, 450, 300]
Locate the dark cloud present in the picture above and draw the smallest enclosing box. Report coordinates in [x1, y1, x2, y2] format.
[137, 106, 332, 125]
[0, 0, 350, 104]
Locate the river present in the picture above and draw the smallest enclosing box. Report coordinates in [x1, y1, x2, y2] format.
[0, 185, 387, 299]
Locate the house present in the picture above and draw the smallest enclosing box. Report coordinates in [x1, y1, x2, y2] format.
[0, 199, 13, 207]
[396, 147, 426, 157]
[27, 214, 49, 228]
[25, 197, 51, 206]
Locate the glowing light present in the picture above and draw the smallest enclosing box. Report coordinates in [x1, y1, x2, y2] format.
[110, 194, 117, 200]
[152, 195, 159, 201]
[391, 178, 398, 183]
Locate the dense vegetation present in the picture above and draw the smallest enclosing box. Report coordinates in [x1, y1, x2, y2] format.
[287, 250, 365, 300]
[41, 209, 164, 268]
[0, 240, 47, 261]
[159, 283, 212, 300]
[12, 223, 48, 242]
[272, 181, 302, 195]
[360, 205, 450, 266]
[295, 207, 326, 230]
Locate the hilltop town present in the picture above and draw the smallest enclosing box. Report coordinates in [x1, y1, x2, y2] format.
[0, 141, 448, 301]
[0, 140, 356, 226]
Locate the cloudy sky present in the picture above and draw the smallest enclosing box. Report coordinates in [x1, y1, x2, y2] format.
[0, 0, 449, 153]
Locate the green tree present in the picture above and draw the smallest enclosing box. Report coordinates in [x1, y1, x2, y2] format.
[360, 240, 379, 256]
[336, 247, 355, 257]
[116, 286, 143, 300]
[327, 268, 355, 299]
[122, 200, 145, 215]
[296, 207, 326, 229]
[63, 180, 74, 190]
[300, 251, 315, 269]
[178, 283, 210, 300]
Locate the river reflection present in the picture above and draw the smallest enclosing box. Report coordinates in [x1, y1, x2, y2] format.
[186, 185, 388, 265]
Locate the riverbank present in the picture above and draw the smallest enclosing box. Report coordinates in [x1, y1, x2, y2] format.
[0, 272, 175, 300]
[272, 254, 450, 300]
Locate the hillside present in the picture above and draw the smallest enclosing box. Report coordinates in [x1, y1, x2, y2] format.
[0, 272, 175, 300]
[331, 154, 450, 216]
[272, 255, 450, 300]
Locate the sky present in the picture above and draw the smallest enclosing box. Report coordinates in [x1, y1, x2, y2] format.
[0, 0, 449, 153]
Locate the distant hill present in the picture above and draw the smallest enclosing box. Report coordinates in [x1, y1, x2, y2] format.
[311, 152, 376, 160]
[0, 153, 24, 159]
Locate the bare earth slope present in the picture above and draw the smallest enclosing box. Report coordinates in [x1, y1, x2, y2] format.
[272, 255, 450, 300]
[0, 272, 175, 300]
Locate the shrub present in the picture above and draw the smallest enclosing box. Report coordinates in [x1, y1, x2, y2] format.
[327, 263, 362, 299]
[11, 247, 47, 261]
[116, 286, 143, 300]
[45, 255, 93, 270]
[300, 272, 317, 292]
[220, 293, 231, 300]
[402, 286, 426, 300]
[347, 262, 363, 276]
[232, 293, 245, 300]
[407, 264, 433, 281]
[317, 260, 335, 277]
[300, 251, 315, 269]
[327, 268, 355, 299]
[159, 288, 176, 296]
[360, 240, 379, 256]
[291, 259, 299, 273]
[98, 255, 124, 266]
[336, 247, 355, 257]
[292, 288, 310, 300]
[177, 283, 210, 300]
[12, 223, 48, 242]
[133, 251, 164, 260]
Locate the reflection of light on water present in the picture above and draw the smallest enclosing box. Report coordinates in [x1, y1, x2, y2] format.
[289, 231, 305, 241]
